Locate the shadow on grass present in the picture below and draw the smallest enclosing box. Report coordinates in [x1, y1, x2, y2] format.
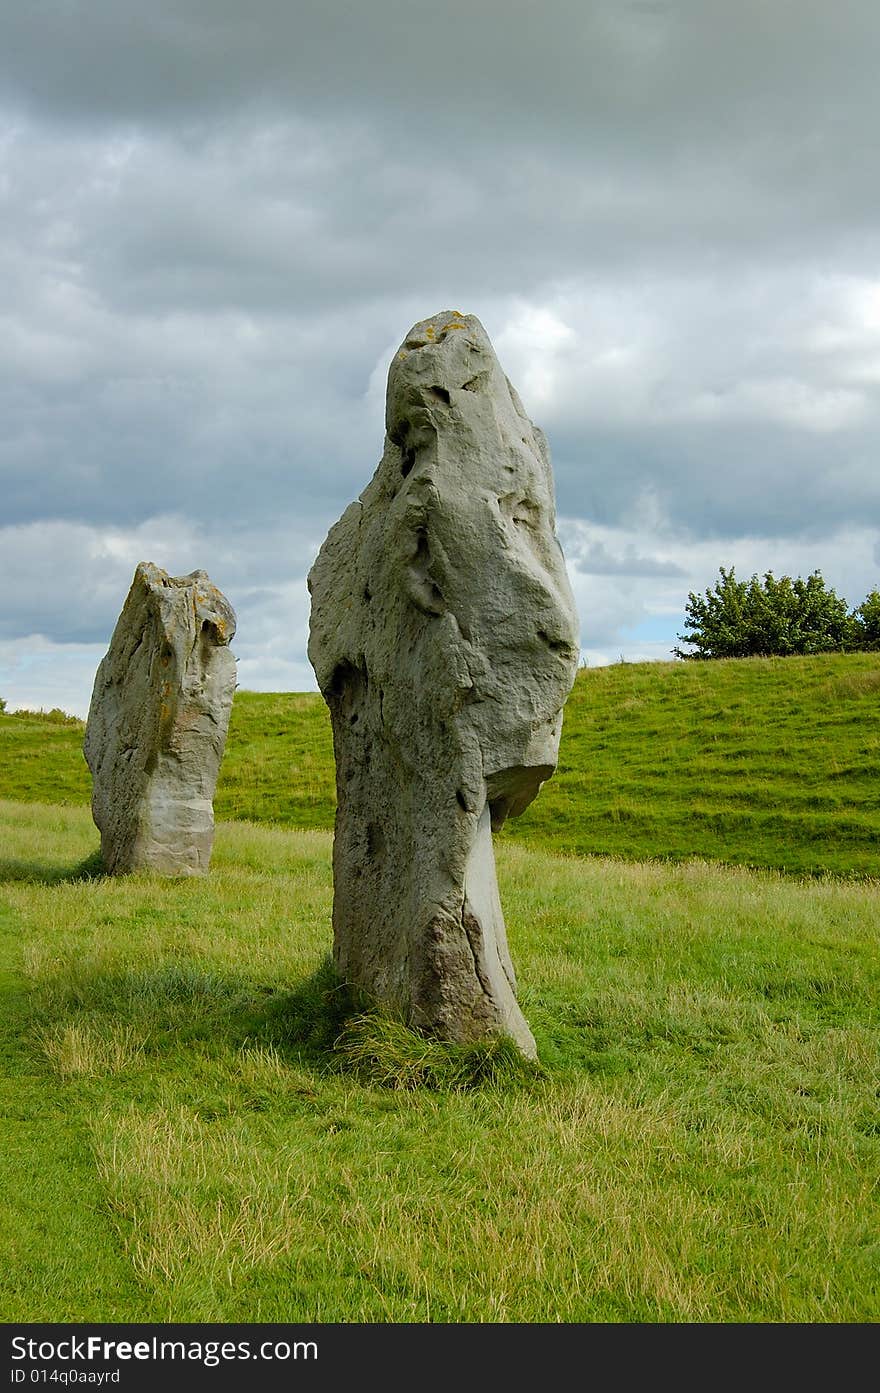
[25, 950, 542, 1091]
[268, 961, 543, 1089]
[26, 950, 358, 1067]
[262, 955, 357, 1059]
[0, 850, 105, 886]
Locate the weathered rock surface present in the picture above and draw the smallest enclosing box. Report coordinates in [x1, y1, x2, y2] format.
[308, 310, 579, 1056]
[84, 562, 237, 875]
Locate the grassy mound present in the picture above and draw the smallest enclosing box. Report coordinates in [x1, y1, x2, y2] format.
[3, 651, 878, 876]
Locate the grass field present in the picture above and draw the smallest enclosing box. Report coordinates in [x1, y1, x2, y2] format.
[2, 800, 878, 1322]
[3, 650, 879, 877]
[2, 653, 878, 1321]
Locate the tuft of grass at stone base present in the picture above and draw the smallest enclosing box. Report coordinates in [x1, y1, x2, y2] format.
[335, 1014, 542, 1092]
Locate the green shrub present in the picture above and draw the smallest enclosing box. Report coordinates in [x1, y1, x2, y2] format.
[851, 588, 880, 651]
[5, 705, 83, 726]
[675, 567, 855, 659]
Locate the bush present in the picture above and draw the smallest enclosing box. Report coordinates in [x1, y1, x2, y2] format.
[675, 567, 854, 660]
[5, 705, 83, 726]
[851, 589, 880, 652]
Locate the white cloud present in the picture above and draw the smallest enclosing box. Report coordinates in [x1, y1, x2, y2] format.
[562, 517, 880, 660]
[681, 378, 868, 433]
[0, 636, 105, 718]
[0, 516, 206, 641]
[494, 305, 578, 414]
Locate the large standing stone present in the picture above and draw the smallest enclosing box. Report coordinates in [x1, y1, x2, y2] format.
[84, 562, 237, 875]
[308, 311, 579, 1056]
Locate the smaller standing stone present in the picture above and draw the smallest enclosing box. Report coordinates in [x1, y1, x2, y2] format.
[84, 562, 237, 875]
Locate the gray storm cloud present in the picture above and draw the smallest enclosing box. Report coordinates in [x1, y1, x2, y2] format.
[1, 1, 879, 712]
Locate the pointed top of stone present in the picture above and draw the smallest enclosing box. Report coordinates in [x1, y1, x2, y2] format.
[386, 310, 505, 434]
[128, 561, 237, 648]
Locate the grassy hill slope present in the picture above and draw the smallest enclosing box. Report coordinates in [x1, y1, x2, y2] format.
[514, 653, 880, 876]
[2, 652, 878, 876]
[0, 708, 90, 807]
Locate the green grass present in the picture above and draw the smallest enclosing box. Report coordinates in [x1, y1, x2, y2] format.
[217, 691, 336, 830]
[3, 651, 878, 876]
[506, 652, 880, 877]
[1, 799, 877, 1322]
[0, 707, 92, 807]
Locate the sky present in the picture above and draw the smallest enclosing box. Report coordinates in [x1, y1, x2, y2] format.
[2, 0, 879, 716]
